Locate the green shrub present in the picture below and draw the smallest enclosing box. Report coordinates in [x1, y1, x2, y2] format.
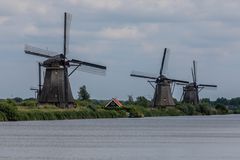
[196, 103, 213, 115]
[116, 110, 128, 118]
[75, 100, 92, 108]
[177, 104, 196, 115]
[144, 109, 163, 117]
[233, 109, 240, 114]
[96, 109, 109, 118]
[164, 107, 184, 116]
[215, 104, 228, 114]
[128, 107, 144, 118]
[87, 105, 97, 111]
[41, 104, 58, 109]
[6, 99, 17, 106]
[135, 96, 150, 108]
[16, 111, 30, 121]
[20, 100, 37, 107]
[0, 111, 7, 121]
[0, 102, 18, 121]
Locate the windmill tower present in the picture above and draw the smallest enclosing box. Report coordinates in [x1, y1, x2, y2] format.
[130, 48, 189, 108]
[180, 60, 217, 104]
[24, 12, 106, 107]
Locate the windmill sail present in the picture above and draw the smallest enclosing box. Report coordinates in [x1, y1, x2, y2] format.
[198, 84, 217, 87]
[70, 59, 106, 75]
[130, 71, 158, 80]
[168, 78, 189, 84]
[193, 60, 197, 83]
[77, 65, 106, 75]
[24, 44, 57, 58]
[159, 48, 167, 76]
[71, 59, 106, 69]
[64, 12, 72, 56]
[63, 12, 72, 107]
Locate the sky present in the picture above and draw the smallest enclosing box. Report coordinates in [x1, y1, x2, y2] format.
[0, 0, 240, 101]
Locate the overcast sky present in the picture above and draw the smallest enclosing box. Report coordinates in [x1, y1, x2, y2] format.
[0, 0, 240, 100]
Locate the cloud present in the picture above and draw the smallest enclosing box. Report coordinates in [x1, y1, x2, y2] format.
[0, 16, 8, 24]
[23, 24, 40, 36]
[1, 0, 240, 100]
[68, 0, 122, 10]
[99, 26, 144, 40]
[23, 24, 62, 37]
[0, 1, 50, 16]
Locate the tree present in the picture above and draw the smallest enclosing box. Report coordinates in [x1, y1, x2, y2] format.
[127, 95, 134, 104]
[78, 85, 90, 100]
[215, 104, 228, 114]
[12, 97, 23, 103]
[215, 97, 228, 105]
[135, 96, 149, 107]
[229, 97, 240, 106]
[201, 98, 211, 104]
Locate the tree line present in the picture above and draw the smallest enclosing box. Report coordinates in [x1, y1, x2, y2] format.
[201, 97, 240, 106]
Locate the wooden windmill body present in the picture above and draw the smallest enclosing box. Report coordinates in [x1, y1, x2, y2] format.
[38, 56, 74, 105]
[25, 13, 106, 107]
[131, 48, 189, 108]
[183, 83, 199, 104]
[153, 76, 175, 107]
[181, 61, 217, 105]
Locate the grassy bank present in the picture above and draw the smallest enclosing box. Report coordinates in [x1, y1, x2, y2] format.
[124, 103, 229, 118]
[0, 100, 128, 121]
[0, 99, 233, 121]
[17, 109, 127, 121]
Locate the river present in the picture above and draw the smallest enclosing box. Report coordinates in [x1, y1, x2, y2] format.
[0, 115, 240, 160]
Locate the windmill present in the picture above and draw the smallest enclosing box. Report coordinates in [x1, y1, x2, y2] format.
[24, 12, 106, 107]
[180, 60, 217, 104]
[130, 48, 189, 107]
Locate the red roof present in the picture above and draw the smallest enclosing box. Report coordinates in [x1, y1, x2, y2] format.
[105, 98, 124, 108]
[112, 98, 123, 107]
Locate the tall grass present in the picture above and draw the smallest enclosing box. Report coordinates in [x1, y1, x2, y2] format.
[0, 102, 18, 121]
[16, 108, 128, 121]
[0, 111, 7, 121]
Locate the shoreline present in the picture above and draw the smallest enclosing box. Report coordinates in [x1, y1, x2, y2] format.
[0, 99, 234, 122]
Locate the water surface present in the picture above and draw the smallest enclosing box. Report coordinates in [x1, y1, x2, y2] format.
[1, 115, 240, 160]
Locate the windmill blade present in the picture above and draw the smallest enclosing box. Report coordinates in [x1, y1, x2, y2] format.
[198, 84, 217, 88]
[24, 44, 56, 58]
[63, 12, 72, 106]
[30, 87, 38, 91]
[180, 91, 184, 102]
[38, 62, 42, 94]
[175, 82, 187, 86]
[148, 80, 155, 89]
[76, 64, 106, 75]
[70, 59, 106, 70]
[191, 68, 195, 82]
[63, 12, 72, 57]
[168, 78, 189, 84]
[171, 82, 176, 95]
[70, 59, 106, 75]
[130, 71, 157, 80]
[193, 60, 197, 83]
[159, 48, 167, 76]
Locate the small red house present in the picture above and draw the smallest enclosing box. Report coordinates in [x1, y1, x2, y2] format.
[105, 98, 124, 109]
